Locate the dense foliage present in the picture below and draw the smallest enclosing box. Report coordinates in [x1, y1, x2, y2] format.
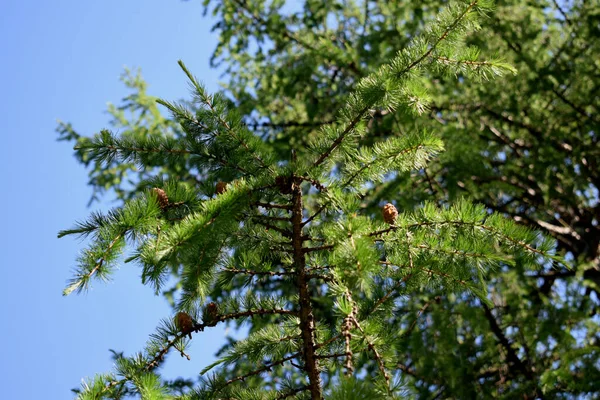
[58, 0, 600, 398]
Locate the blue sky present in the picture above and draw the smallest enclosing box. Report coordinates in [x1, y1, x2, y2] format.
[0, 1, 235, 398]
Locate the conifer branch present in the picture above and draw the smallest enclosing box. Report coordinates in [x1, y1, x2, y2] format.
[316, 353, 347, 360]
[312, 0, 480, 169]
[303, 244, 335, 253]
[102, 378, 128, 397]
[497, 31, 599, 125]
[218, 352, 301, 390]
[415, 244, 489, 260]
[99, 329, 193, 396]
[302, 203, 328, 227]
[401, 296, 440, 338]
[75, 129, 196, 172]
[350, 316, 391, 387]
[551, 0, 571, 25]
[369, 226, 397, 237]
[386, 261, 472, 290]
[343, 144, 425, 187]
[302, 236, 326, 242]
[246, 120, 333, 130]
[433, 56, 496, 66]
[477, 224, 547, 257]
[423, 168, 440, 199]
[229, 0, 362, 77]
[402, 0, 479, 75]
[369, 273, 414, 314]
[342, 135, 443, 187]
[371, 218, 557, 261]
[146, 331, 191, 371]
[214, 308, 298, 323]
[397, 362, 440, 384]
[63, 232, 125, 296]
[220, 267, 293, 277]
[88, 233, 123, 277]
[124, 310, 300, 392]
[314, 333, 344, 351]
[177, 60, 274, 173]
[75, 130, 193, 161]
[305, 273, 335, 282]
[253, 215, 292, 222]
[313, 107, 370, 168]
[306, 265, 332, 273]
[252, 218, 293, 238]
[482, 304, 544, 398]
[101, 144, 191, 155]
[207, 153, 250, 174]
[276, 386, 310, 399]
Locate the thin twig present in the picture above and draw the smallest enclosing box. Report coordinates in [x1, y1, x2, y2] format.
[253, 202, 292, 211]
[350, 316, 391, 386]
[219, 353, 301, 389]
[302, 203, 329, 227]
[276, 385, 310, 399]
[220, 267, 293, 277]
[214, 308, 298, 323]
[303, 244, 335, 253]
[401, 296, 440, 338]
[253, 218, 293, 238]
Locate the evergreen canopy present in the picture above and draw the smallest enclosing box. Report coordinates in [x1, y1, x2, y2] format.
[58, 0, 600, 398]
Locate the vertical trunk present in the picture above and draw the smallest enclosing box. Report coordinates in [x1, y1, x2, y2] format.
[291, 178, 323, 400]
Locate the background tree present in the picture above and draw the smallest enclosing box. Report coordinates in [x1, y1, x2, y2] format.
[58, 0, 599, 398]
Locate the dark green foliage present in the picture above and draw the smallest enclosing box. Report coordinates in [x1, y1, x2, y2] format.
[58, 0, 600, 398]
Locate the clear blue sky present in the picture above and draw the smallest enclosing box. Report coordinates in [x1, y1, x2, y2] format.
[0, 1, 237, 398]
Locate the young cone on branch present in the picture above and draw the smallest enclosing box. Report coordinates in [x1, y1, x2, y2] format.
[174, 312, 194, 338]
[152, 187, 169, 208]
[203, 302, 220, 327]
[215, 181, 227, 195]
[382, 203, 398, 224]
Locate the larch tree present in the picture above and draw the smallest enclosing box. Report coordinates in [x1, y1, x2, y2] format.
[58, 0, 599, 399]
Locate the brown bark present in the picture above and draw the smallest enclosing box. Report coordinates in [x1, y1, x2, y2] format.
[291, 177, 323, 399]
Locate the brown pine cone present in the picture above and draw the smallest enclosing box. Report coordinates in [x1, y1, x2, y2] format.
[174, 312, 194, 336]
[203, 302, 220, 327]
[382, 203, 398, 224]
[152, 188, 169, 208]
[215, 181, 227, 195]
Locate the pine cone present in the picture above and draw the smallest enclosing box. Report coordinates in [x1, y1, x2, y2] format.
[275, 176, 293, 194]
[382, 203, 398, 224]
[203, 302, 220, 327]
[152, 188, 169, 208]
[174, 312, 194, 335]
[215, 181, 227, 195]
